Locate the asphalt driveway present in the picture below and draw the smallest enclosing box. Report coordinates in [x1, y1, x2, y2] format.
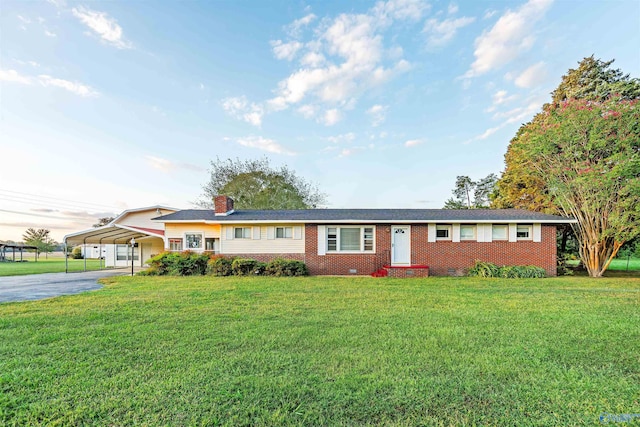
[0, 269, 130, 303]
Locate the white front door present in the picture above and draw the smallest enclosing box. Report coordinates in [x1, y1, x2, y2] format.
[391, 226, 411, 265]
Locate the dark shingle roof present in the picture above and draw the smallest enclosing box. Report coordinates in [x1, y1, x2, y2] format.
[153, 209, 573, 223]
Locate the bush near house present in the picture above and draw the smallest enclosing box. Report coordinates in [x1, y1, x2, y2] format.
[467, 261, 547, 278]
[71, 247, 84, 259]
[144, 253, 309, 277]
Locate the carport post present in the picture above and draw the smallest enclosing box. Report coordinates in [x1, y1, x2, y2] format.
[64, 242, 68, 273]
[83, 238, 87, 271]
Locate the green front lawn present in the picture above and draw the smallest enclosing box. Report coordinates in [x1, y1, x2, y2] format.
[1, 276, 638, 426]
[0, 258, 107, 276]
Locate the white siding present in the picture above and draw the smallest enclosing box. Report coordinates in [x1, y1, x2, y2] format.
[533, 223, 542, 242]
[452, 224, 461, 243]
[428, 224, 436, 243]
[509, 223, 517, 242]
[317, 225, 326, 255]
[221, 224, 305, 254]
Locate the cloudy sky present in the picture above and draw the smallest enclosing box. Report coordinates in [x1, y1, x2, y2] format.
[1, 0, 638, 242]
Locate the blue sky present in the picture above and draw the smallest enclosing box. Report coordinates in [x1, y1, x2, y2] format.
[1, 0, 638, 242]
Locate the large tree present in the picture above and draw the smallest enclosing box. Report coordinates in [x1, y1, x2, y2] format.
[93, 217, 114, 228]
[22, 228, 57, 259]
[493, 56, 640, 212]
[503, 96, 639, 277]
[443, 174, 497, 209]
[197, 157, 327, 209]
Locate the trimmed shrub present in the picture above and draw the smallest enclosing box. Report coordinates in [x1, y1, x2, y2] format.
[71, 247, 84, 259]
[467, 261, 546, 278]
[265, 258, 309, 276]
[144, 251, 209, 276]
[207, 256, 234, 276]
[232, 258, 261, 276]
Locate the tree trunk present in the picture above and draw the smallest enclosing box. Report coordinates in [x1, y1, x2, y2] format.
[581, 240, 623, 277]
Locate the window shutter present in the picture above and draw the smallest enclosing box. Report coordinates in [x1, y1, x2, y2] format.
[508, 224, 517, 242]
[293, 226, 302, 240]
[252, 226, 261, 240]
[317, 225, 326, 255]
[484, 224, 493, 242]
[428, 224, 436, 243]
[476, 224, 485, 242]
[533, 224, 542, 242]
[267, 227, 275, 240]
[452, 224, 461, 243]
[225, 226, 233, 240]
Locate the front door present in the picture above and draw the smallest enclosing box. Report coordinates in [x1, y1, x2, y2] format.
[391, 226, 410, 265]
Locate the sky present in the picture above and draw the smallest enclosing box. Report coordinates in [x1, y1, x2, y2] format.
[1, 0, 638, 242]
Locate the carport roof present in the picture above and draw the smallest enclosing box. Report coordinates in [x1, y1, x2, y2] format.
[63, 224, 164, 245]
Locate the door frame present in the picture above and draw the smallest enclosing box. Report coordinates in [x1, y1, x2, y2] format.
[391, 225, 411, 266]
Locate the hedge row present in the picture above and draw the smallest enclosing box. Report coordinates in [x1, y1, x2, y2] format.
[467, 260, 547, 278]
[139, 252, 308, 277]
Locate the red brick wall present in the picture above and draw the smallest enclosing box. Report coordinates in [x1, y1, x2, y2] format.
[219, 253, 305, 263]
[304, 224, 557, 276]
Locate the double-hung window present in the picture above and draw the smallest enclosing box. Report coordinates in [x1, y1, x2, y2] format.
[436, 225, 451, 240]
[169, 238, 183, 251]
[460, 225, 476, 240]
[517, 225, 532, 240]
[492, 225, 508, 240]
[326, 226, 375, 252]
[116, 244, 138, 260]
[276, 226, 293, 239]
[234, 227, 251, 239]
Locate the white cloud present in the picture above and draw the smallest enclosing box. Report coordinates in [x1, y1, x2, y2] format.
[327, 132, 356, 144]
[1, 69, 99, 97]
[448, 3, 459, 14]
[37, 75, 99, 97]
[514, 61, 548, 88]
[404, 139, 423, 147]
[221, 96, 264, 127]
[464, 0, 553, 77]
[234, 136, 296, 155]
[287, 13, 317, 38]
[271, 40, 303, 61]
[0, 69, 32, 85]
[366, 104, 388, 126]
[72, 6, 132, 49]
[297, 104, 317, 118]
[321, 108, 342, 126]
[44, 29, 57, 37]
[483, 9, 497, 19]
[485, 89, 517, 112]
[423, 16, 475, 48]
[46, 0, 66, 8]
[146, 156, 175, 172]
[300, 51, 326, 67]
[17, 15, 31, 24]
[372, 0, 430, 23]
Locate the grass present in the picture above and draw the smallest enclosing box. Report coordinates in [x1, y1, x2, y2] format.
[1, 276, 639, 426]
[0, 258, 107, 276]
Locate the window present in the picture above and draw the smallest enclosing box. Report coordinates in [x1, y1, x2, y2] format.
[436, 225, 451, 240]
[326, 226, 375, 252]
[276, 226, 293, 239]
[517, 225, 532, 240]
[234, 227, 251, 239]
[116, 244, 138, 261]
[460, 225, 475, 240]
[185, 233, 203, 249]
[492, 225, 508, 240]
[205, 238, 216, 251]
[169, 238, 183, 251]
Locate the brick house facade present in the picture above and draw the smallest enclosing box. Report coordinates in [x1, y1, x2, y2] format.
[149, 196, 572, 277]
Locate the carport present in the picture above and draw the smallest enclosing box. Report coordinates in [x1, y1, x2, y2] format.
[63, 224, 165, 273]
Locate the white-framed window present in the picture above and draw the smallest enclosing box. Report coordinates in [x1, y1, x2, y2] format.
[517, 225, 532, 240]
[492, 225, 508, 240]
[169, 238, 183, 251]
[436, 225, 452, 240]
[234, 227, 251, 239]
[276, 226, 293, 239]
[460, 225, 476, 240]
[116, 244, 138, 261]
[326, 226, 375, 253]
[185, 233, 203, 249]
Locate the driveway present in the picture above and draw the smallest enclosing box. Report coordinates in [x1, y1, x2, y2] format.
[0, 269, 130, 303]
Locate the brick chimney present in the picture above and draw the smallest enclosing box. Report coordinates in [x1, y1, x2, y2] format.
[214, 195, 235, 216]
